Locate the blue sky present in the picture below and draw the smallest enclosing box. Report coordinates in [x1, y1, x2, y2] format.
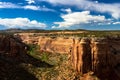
[0, 0, 120, 30]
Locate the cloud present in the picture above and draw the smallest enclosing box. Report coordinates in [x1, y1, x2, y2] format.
[61, 8, 72, 13]
[52, 11, 109, 28]
[0, 2, 55, 12]
[26, 0, 35, 4]
[23, 5, 39, 10]
[40, 5, 55, 12]
[0, 2, 20, 8]
[113, 22, 120, 25]
[0, 18, 47, 29]
[43, 0, 120, 19]
[23, 5, 55, 11]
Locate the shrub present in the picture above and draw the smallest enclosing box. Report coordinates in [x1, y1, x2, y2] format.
[27, 44, 39, 55]
[41, 52, 48, 62]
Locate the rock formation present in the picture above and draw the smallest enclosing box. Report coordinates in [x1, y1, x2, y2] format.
[91, 38, 112, 79]
[71, 37, 120, 80]
[71, 38, 92, 74]
[16, 33, 120, 80]
[0, 34, 29, 64]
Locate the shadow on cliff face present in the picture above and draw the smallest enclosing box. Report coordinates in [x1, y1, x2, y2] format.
[92, 39, 120, 80]
[0, 34, 53, 80]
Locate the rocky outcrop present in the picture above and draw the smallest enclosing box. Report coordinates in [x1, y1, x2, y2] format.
[0, 34, 28, 62]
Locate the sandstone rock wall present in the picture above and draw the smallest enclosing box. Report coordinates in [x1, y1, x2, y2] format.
[15, 33, 39, 44]
[71, 38, 92, 74]
[38, 37, 73, 54]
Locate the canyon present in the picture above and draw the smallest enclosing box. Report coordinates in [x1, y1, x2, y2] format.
[0, 33, 120, 80]
[17, 33, 120, 80]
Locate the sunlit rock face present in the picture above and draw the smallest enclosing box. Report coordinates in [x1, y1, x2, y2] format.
[38, 37, 73, 54]
[15, 33, 39, 45]
[71, 38, 91, 74]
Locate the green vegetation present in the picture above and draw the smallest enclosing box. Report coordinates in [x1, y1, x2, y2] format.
[40, 52, 49, 62]
[27, 44, 39, 55]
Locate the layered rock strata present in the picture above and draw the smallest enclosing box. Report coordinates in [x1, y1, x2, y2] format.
[38, 37, 73, 54]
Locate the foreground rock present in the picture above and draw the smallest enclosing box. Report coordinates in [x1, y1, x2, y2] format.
[0, 34, 30, 80]
[0, 34, 28, 62]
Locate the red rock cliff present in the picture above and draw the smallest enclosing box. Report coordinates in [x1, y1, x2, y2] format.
[71, 37, 120, 80]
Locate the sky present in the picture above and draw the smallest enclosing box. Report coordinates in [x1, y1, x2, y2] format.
[0, 0, 120, 30]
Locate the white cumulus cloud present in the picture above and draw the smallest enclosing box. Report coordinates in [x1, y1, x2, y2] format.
[52, 11, 108, 28]
[0, 18, 47, 29]
[43, 0, 120, 19]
